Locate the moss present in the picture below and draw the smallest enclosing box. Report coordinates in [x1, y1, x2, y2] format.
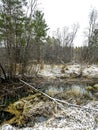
[86, 84, 98, 92]
[93, 84, 98, 90]
[2, 93, 45, 126]
[22, 93, 42, 101]
[86, 86, 94, 91]
[5, 103, 22, 116]
[3, 98, 28, 126]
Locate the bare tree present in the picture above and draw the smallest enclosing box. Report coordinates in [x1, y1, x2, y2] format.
[88, 9, 98, 46]
[86, 9, 98, 63]
[53, 24, 79, 62]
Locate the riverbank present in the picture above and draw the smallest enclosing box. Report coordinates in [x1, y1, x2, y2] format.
[26, 64, 98, 79]
[1, 63, 98, 129]
[1, 79, 98, 129]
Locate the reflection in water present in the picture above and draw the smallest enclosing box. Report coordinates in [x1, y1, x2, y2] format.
[45, 85, 64, 94]
[45, 83, 93, 98]
[37, 116, 47, 122]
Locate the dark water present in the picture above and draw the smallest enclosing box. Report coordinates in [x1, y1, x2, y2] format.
[0, 82, 94, 124]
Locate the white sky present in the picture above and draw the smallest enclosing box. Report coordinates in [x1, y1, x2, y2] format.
[38, 0, 98, 46]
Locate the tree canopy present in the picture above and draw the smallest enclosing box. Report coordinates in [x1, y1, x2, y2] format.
[0, 0, 49, 78]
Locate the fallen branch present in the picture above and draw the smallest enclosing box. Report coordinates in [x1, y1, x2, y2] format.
[20, 79, 98, 113]
[20, 79, 68, 112]
[54, 98, 98, 112]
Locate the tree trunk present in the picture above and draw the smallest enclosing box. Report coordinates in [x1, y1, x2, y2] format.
[0, 63, 7, 80]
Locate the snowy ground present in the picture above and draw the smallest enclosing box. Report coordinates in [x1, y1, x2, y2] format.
[26, 64, 98, 79]
[1, 101, 98, 130]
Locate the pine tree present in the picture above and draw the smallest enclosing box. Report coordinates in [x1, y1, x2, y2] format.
[0, 0, 49, 78]
[33, 10, 49, 62]
[0, 0, 26, 78]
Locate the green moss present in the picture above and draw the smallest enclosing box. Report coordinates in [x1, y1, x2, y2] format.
[2, 93, 45, 126]
[93, 84, 98, 90]
[86, 86, 94, 91]
[86, 84, 98, 92]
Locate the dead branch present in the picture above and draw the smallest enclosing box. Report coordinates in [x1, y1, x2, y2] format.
[20, 79, 98, 113]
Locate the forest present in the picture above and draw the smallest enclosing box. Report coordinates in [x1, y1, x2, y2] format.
[0, 0, 98, 79]
[0, 0, 98, 130]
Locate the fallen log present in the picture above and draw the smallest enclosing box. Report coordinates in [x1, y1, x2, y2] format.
[20, 79, 98, 113]
[20, 79, 66, 111]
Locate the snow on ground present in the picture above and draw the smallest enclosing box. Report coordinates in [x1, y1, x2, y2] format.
[3, 64, 98, 130]
[82, 65, 98, 78]
[37, 64, 81, 78]
[1, 101, 98, 130]
[35, 64, 98, 79]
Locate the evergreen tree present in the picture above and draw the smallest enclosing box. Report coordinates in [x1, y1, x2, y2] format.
[33, 10, 49, 61]
[0, 0, 49, 77]
[0, 0, 27, 77]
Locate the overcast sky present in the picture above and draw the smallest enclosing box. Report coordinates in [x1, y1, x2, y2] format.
[38, 0, 98, 46]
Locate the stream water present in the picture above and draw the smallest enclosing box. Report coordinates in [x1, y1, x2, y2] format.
[44, 83, 93, 98]
[0, 81, 96, 126]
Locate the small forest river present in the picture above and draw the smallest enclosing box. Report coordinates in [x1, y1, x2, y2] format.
[0, 78, 98, 130]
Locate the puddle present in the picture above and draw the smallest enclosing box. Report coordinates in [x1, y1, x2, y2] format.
[37, 116, 48, 122]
